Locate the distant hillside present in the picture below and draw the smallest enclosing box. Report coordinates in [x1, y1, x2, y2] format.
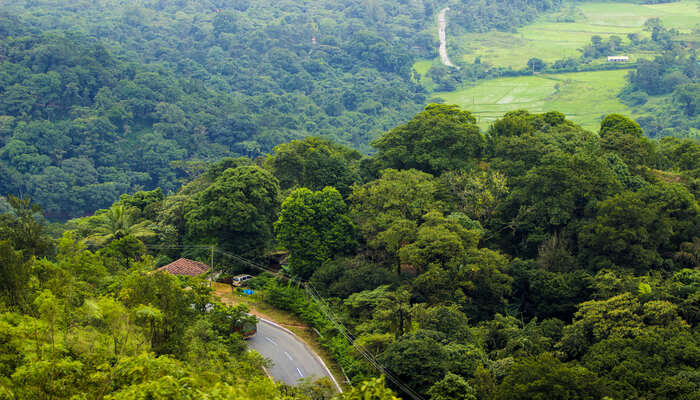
[419, 0, 699, 137]
[0, 0, 567, 219]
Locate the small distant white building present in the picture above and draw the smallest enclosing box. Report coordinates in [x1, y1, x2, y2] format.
[607, 55, 630, 62]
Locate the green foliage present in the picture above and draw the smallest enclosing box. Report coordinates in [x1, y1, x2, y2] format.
[275, 187, 357, 279]
[335, 376, 399, 400]
[185, 165, 280, 262]
[513, 257, 593, 321]
[265, 138, 362, 198]
[84, 204, 155, 248]
[579, 182, 700, 272]
[117, 188, 164, 221]
[600, 114, 645, 138]
[623, 51, 699, 139]
[378, 333, 448, 397]
[2, 43, 700, 398]
[495, 149, 623, 256]
[427, 373, 477, 400]
[399, 211, 479, 273]
[0, 195, 53, 258]
[0, 241, 31, 309]
[350, 168, 441, 269]
[0, 0, 433, 219]
[493, 353, 611, 400]
[441, 169, 509, 226]
[0, 239, 303, 400]
[207, 303, 257, 342]
[413, 305, 472, 344]
[448, 0, 562, 34]
[487, 110, 599, 178]
[372, 104, 485, 175]
[309, 257, 398, 299]
[558, 292, 684, 359]
[599, 114, 656, 168]
[99, 235, 148, 271]
[121, 271, 199, 355]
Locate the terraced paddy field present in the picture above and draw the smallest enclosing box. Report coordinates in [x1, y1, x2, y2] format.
[414, 1, 699, 130]
[433, 69, 637, 131]
[459, 0, 700, 69]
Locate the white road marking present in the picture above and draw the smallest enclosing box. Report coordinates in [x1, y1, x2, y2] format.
[265, 336, 277, 346]
[284, 351, 293, 361]
[297, 367, 304, 377]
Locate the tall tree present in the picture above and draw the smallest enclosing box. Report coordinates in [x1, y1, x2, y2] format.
[599, 114, 656, 168]
[0, 195, 53, 257]
[372, 104, 485, 175]
[0, 241, 31, 308]
[185, 165, 280, 261]
[494, 353, 612, 400]
[265, 137, 362, 197]
[275, 187, 357, 279]
[350, 168, 441, 268]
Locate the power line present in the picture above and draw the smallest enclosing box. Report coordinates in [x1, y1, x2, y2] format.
[305, 282, 425, 400]
[145, 244, 294, 280]
[145, 244, 424, 400]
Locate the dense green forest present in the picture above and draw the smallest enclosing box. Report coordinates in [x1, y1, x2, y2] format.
[0, 0, 573, 219]
[0, 196, 400, 399]
[0, 1, 699, 397]
[4, 103, 698, 399]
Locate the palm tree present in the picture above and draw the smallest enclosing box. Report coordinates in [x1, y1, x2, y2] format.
[85, 205, 155, 247]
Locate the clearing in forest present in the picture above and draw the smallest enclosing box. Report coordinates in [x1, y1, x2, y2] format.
[460, 0, 700, 69]
[433, 69, 636, 130]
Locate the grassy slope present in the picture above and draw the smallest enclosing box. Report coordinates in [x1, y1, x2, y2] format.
[435, 69, 635, 130]
[413, 59, 438, 90]
[415, 1, 699, 130]
[461, 1, 699, 68]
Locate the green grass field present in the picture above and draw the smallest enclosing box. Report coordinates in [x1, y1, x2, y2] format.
[411, 1, 698, 129]
[413, 59, 438, 89]
[433, 69, 636, 130]
[413, 60, 433, 76]
[459, 0, 699, 69]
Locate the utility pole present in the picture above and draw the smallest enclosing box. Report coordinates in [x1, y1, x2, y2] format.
[210, 245, 214, 287]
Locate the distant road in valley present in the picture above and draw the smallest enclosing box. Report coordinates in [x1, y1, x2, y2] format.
[438, 7, 459, 69]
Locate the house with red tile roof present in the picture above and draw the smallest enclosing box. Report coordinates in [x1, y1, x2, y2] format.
[157, 258, 211, 277]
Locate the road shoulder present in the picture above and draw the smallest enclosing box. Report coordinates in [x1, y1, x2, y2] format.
[213, 283, 347, 391]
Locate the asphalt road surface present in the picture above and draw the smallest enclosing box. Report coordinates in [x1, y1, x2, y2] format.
[248, 318, 340, 390]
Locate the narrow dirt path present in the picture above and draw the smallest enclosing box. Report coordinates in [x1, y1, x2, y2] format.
[438, 7, 459, 69]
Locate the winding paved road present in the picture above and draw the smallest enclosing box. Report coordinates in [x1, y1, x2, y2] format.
[248, 318, 341, 391]
[438, 7, 459, 69]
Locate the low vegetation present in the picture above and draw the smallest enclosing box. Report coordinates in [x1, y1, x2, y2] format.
[434, 70, 634, 130]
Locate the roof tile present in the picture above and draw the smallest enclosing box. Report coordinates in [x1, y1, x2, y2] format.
[157, 258, 211, 276]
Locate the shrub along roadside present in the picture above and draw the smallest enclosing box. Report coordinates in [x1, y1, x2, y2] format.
[254, 275, 376, 384]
